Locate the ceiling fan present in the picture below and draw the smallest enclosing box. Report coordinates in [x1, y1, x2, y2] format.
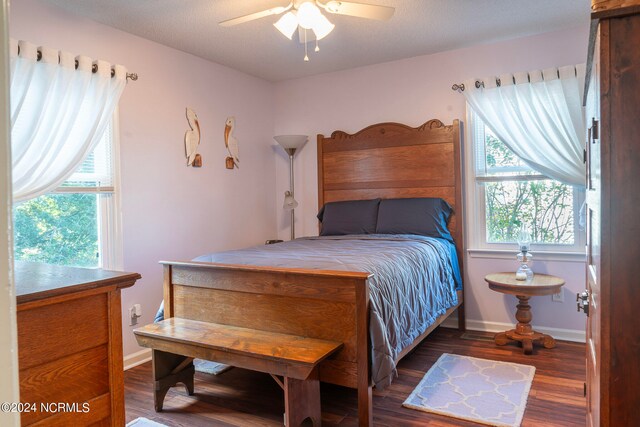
[220, 1, 395, 61]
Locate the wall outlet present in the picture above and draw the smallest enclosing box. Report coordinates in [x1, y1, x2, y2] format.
[552, 291, 564, 303]
[129, 304, 142, 326]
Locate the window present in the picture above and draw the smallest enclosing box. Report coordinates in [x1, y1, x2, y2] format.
[468, 109, 585, 252]
[13, 115, 122, 269]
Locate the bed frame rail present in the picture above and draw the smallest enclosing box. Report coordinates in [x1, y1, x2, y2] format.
[160, 260, 375, 425]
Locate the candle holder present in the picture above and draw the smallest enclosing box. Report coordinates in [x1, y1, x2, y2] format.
[516, 225, 534, 281]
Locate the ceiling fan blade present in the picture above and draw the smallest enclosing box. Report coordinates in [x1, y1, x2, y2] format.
[219, 3, 293, 27]
[318, 1, 395, 21]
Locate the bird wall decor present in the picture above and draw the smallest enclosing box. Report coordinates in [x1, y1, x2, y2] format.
[224, 116, 239, 169]
[184, 107, 202, 167]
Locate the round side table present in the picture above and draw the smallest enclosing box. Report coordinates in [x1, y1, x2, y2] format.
[484, 272, 565, 355]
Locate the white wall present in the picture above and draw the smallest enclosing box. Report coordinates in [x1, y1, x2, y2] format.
[0, 0, 20, 423]
[10, 0, 278, 358]
[273, 26, 590, 337]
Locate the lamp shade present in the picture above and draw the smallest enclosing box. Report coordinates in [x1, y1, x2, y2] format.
[517, 224, 532, 252]
[274, 12, 298, 40]
[274, 135, 308, 151]
[283, 190, 298, 210]
[297, 2, 322, 29]
[312, 14, 335, 40]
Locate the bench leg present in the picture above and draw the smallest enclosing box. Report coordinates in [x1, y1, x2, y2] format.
[284, 376, 321, 426]
[152, 350, 195, 412]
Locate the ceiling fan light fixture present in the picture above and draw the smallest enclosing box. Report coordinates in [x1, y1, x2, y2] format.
[274, 11, 298, 39]
[311, 13, 335, 40]
[325, 1, 342, 13]
[297, 1, 322, 29]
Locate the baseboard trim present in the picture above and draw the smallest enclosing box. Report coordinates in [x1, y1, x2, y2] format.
[123, 348, 152, 371]
[441, 317, 586, 343]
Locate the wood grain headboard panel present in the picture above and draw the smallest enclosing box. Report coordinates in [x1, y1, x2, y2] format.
[317, 119, 465, 261]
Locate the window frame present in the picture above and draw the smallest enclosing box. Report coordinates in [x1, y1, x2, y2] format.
[100, 110, 123, 270]
[48, 109, 123, 270]
[464, 106, 586, 259]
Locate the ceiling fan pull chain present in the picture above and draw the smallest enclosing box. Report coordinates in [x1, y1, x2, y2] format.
[219, 1, 395, 63]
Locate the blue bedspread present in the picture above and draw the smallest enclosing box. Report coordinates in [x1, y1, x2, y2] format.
[157, 234, 461, 389]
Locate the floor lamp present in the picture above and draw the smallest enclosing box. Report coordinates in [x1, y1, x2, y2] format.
[274, 135, 308, 240]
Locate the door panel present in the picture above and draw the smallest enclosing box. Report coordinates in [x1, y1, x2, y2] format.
[585, 26, 601, 427]
[0, 1, 20, 426]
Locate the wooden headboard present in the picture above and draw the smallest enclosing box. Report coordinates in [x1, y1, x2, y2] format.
[317, 119, 465, 262]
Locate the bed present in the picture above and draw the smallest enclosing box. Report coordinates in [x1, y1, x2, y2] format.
[158, 119, 465, 425]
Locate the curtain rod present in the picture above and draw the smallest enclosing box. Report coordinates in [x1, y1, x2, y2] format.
[452, 67, 579, 92]
[20, 47, 138, 82]
[451, 81, 484, 92]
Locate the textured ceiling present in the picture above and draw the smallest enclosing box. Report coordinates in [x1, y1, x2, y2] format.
[42, 0, 590, 82]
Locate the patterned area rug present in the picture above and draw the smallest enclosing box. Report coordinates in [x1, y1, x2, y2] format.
[403, 353, 535, 427]
[126, 417, 168, 427]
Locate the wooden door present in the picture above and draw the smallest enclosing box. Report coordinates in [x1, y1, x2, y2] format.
[585, 5, 640, 425]
[584, 24, 601, 427]
[583, 23, 608, 426]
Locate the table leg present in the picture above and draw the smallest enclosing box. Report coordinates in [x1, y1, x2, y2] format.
[515, 295, 533, 335]
[494, 332, 509, 346]
[542, 334, 556, 349]
[493, 295, 557, 355]
[514, 295, 535, 355]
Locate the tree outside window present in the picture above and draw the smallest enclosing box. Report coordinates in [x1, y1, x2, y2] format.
[13, 119, 120, 268]
[471, 112, 583, 250]
[14, 193, 99, 267]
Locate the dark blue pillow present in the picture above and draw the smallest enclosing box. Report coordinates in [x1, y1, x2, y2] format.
[318, 199, 380, 236]
[376, 197, 453, 241]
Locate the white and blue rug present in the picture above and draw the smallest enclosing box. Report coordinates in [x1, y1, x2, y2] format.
[126, 418, 168, 427]
[194, 358, 232, 375]
[403, 353, 535, 427]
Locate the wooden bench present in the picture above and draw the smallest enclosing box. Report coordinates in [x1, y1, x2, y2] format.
[134, 317, 343, 426]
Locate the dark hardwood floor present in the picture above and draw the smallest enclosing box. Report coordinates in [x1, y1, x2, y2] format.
[124, 327, 586, 426]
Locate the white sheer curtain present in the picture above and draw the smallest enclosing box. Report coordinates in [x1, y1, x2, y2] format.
[9, 39, 127, 202]
[462, 64, 586, 187]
